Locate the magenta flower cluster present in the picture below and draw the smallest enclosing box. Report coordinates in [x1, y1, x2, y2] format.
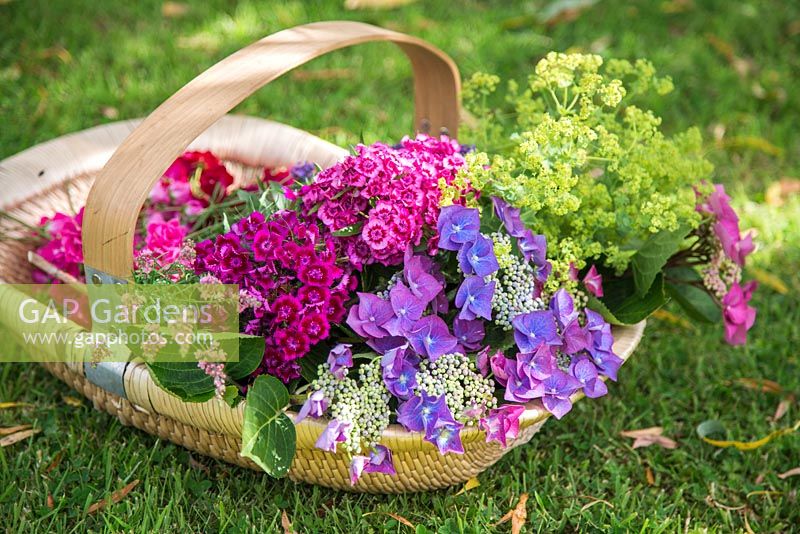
[300, 135, 467, 268]
[33, 208, 85, 283]
[195, 210, 352, 382]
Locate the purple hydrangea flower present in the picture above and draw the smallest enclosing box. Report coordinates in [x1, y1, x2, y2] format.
[404, 255, 443, 305]
[346, 292, 394, 339]
[481, 404, 525, 448]
[518, 231, 547, 266]
[570, 357, 608, 398]
[516, 343, 556, 382]
[381, 345, 418, 400]
[437, 205, 480, 251]
[397, 390, 451, 432]
[386, 281, 426, 335]
[550, 289, 579, 328]
[349, 444, 396, 485]
[503, 360, 542, 403]
[406, 315, 458, 361]
[425, 418, 465, 455]
[540, 370, 582, 419]
[512, 310, 561, 353]
[455, 276, 495, 321]
[295, 390, 329, 423]
[475, 346, 491, 376]
[327, 343, 353, 380]
[457, 234, 500, 277]
[491, 196, 526, 238]
[315, 419, 351, 452]
[453, 317, 485, 351]
[585, 309, 623, 380]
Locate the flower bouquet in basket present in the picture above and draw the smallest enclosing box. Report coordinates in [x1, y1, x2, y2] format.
[28, 52, 756, 485]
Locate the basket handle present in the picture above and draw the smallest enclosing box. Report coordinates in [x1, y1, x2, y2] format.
[83, 21, 460, 280]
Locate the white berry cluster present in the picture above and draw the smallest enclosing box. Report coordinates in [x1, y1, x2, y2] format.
[310, 358, 391, 454]
[375, 271, 404, 300]
[487, 232, 545, 330]
[416, 353, 497, 425]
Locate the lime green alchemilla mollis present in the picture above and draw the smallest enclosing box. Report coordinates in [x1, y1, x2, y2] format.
[461, 52, 713, 287]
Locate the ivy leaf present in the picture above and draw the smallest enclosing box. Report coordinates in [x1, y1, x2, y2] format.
[631, 225, 689, 297]
[593, 274, 668, 324]
[146, 362, 215, 403]
[241, 375, 296, 477]
[666, 282, 721, 324]
[223, 335, 265, 380]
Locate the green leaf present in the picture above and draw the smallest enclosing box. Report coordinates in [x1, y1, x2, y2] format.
[666, 282, 721, 324]
[631, 226, 689, 297]
[597, 274, 668, 324]
[222, 385, 242, 408]
[586, 295, 625, 326]
[298, 344, 329, 383]
[696, 419, 727, 440]
[223, 335, 265, 380]
[146, 362, 215, 403]
[241, 375, 296, 477]
[332, 222, 364, 237]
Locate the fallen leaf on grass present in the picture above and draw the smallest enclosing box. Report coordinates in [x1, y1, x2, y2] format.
[652, 309, 695, 330]
[721, 136, 784, 157]
[747, 490, 783, 499]
[162, 2, 189, 17]
[101, 106, 119, 120]
[645, 466, 655, 486]
[362, 511, 415, 529]
[43, 451, 63, 474]
[733, 377, 783, 394]
[0, 428, 40, 447]
[62, 395, 83, 407]
[748, 267, 790, 294]
[778, 467, 800, 479]
[344, 0, 417, 9]
[281, 510, 294, 534]
[660, 0, 694, 14]
[620, 427, 678, 449]
[86, 480, 139, 514]
[540, 0, 599, 26]
[772, 394, 794, 422]
[698, 419, 800, 451]
[0, 424, 32, 436]
[455, 477, 480, 495]
[0, 402, 33, 409]
[494, 493, 527, 534]
[46, 494, 54, 510]
[704, 34, 754, 79]
[765, 178, 800, 207]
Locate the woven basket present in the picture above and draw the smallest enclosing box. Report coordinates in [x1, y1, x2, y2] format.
[0, 21, 646, 493]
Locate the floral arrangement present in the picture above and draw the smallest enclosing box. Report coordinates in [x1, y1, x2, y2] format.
[24, 52, 756, 483]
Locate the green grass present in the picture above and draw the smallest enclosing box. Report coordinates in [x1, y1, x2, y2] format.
[1, 0, 799, 531]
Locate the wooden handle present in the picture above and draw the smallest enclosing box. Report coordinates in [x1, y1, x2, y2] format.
[83, 21, 461, 279]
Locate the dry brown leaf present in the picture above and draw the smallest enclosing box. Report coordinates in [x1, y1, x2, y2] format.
[766, 178, 800, 207]
[455, 477, 480, 495]
[646, 466, 655, 486]
[748, 267, 789, 295]
[0, 428, 40, 447]
[778, 467, 800, 479]
[734, 378, 783, 394]
[86, 480, 139, 514]
[0, 402, 33, 410]
[754, 473, 765, 485]
[281, 510, 294, 534]
[344, 0, 417, 9]
[541, 0, 599, 26]
[162, 2, 189, 17]
[494, 493, 528, 534]
[772, 394, 794, 422]
[705, 34, 754, 79]
[46, 494, 54, 510]
[788, 20, 800, 36]
[652, 309, 695, 330]
[721, 136, 784, 157]
[0, 424, 32, 436]
[291, 68, 356, 81]
[44, 451, 64, 474]
[620, 427, 678, 449]
[62, 395, 83, 407]
[101, 106, 119, 120]
[660, 0, 694, 14]
[363, 511, 415, 529]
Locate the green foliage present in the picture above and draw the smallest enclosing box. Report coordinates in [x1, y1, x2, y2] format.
[592, 273, 668, 325]
[461, 53, 714, 286]
[240, 375, 296, 478]
[146, 362, 216, 403]
[631, 225, 690, 297]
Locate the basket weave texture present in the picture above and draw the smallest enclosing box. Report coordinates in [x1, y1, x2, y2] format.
[0, 22, 646, 493]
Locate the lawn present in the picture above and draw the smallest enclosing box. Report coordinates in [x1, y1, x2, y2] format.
[1, 0, 799, 531]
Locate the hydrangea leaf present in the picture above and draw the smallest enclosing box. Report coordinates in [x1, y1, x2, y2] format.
[666, 282, 721, 324]
[332, 222, 364, 237]
[241, 375, 296, 478]
[146, 362, 215, 403]
[631, 225, 689, 297]
[223, 335, 265, 381]
[595, 274, 668, 324]
[585, 295, 624, 326]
